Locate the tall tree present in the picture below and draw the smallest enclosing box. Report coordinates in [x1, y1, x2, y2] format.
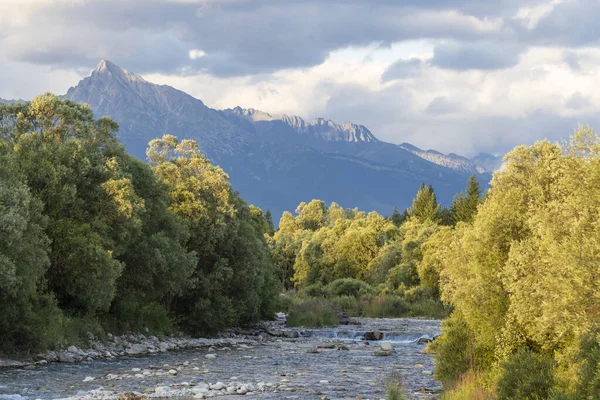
[391, 206, 404, 227]
[451, 174, 481, 224]
[265, 209, 275, 236]
[409, 184, 441, 223]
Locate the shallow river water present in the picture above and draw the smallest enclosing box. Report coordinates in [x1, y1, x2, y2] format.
[0, 318, 441, 400]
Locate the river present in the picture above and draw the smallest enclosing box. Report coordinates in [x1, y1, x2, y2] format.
[0, 318, 441, 400]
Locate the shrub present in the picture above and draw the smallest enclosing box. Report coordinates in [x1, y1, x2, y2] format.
[442, 371, 494, 400]
[496, 350, 554, 400]
[406, 297, 449, 318]
[286, 300, 339, 328]
[327, 278, 375, 299]
[431, 314, 475, 387]
[330, 295, 360, 315]
[362, 295, 409, 318]
[573, 328, 600, 399]
[386, 377, 405, 400]
[301, 282, 328, 298]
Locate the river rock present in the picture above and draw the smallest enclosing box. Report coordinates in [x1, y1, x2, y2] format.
[374, 349, 393, 356]
[210, 382, 225, 390]
[126, 344, 147, 355]
[83, 376, 94, 382]
[364, 331, 384, 341]
[284, 331, 300, 338]
[205, 353, 217, 359]
[380, 342, 394, 351]
[57, 351, 75, 363]
[417, 337, 433, 344]
[266, 328, 283, 337]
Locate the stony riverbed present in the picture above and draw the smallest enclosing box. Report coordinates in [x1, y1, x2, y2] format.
[0, 318, 441, 400]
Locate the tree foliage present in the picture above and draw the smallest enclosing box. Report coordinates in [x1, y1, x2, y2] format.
[428, 127, 600, 396]
[0, 95, 278, 352]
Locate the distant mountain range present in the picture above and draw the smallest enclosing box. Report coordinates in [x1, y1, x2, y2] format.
[1, 60, 502, 219]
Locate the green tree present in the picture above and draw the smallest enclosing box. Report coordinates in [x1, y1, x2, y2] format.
[0, 142, 61, 353]
[265, 209, 275, 236]
[2, 94, 143, 315]
[391, 206, 404, 227]
[451, 174, 481, 224]
[147, 134, 278, 334]
[409, 184, 441, 223]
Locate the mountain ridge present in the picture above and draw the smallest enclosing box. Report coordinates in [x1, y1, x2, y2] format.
[6, 60, 494, 218]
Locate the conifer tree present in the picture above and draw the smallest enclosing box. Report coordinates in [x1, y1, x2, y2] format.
[409, 184, 441, 223]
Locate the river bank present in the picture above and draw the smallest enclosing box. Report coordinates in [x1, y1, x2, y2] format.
[0, 318, 441, 400]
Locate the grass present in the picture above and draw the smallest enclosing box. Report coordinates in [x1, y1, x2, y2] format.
[441, 372, 495, 400]
[386, 375, 406, 400]
[285, 299, 339, 328]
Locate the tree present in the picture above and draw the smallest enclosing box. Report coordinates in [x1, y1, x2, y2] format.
[409, 184, 441, 223]
[391, 206, 404, 226]
[147, 134, 278, 334]
[0, 142, 61, 352]
[431, 128, 600, 392]
[265, 209, 275, 236]
[2, 94, 142, 315]
[451, 174, 481, 224]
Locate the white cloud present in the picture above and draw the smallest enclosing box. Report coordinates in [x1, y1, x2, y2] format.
[188, 49, 206, 60]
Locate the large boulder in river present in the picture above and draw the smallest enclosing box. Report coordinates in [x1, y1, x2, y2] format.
[364, 331, 384, 341]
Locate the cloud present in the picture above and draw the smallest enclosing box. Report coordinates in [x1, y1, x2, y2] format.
[425, 96, 461, 114]
[0, 0, 506, 76]
[2, 0, 600, 159]
[565, 92, 590, 110]
[381, 58, 425, 81]
[431, 41, 523, 70]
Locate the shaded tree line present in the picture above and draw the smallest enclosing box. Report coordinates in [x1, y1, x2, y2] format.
[0, 95, 278, 354]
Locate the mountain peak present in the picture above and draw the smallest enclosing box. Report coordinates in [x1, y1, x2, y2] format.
[91, 60, 146, 84]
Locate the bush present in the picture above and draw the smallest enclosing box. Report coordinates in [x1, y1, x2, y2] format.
[573, 328, 600, 399]
[496, 350, 554, 400]
[286, 300, 339, 328]
[330, 295, 360, 314]
[387, 378, 405, 400]
[327, 278, 376, 299]
[301, 282, 328, 298]
[362, 295, 409, 318]
[442, 371, 494, 400]
[431, 314, 475, 387]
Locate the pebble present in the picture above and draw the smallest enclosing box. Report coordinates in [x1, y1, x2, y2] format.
[205, 353, 217, 359]
[82, 376, 94, 383]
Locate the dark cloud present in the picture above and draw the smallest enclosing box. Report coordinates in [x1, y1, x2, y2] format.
[525, 0, 600, 47]
[431, 41, 523, 70]
[1, 0, 513, 76]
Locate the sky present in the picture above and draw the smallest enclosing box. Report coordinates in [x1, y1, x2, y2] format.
[1, 0, 599, 156]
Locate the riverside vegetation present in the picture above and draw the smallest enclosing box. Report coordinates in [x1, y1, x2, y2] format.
[0, 94, 278, 355]
[2, 95, 600, 399]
